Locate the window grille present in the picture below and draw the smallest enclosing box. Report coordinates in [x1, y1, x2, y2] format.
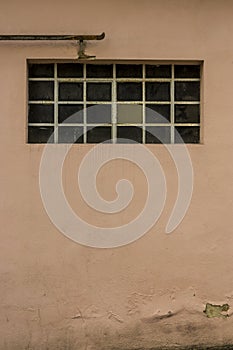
[28, 62, 201, 144]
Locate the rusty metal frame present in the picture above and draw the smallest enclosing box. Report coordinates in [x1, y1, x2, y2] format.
[0, 33, 105, 41]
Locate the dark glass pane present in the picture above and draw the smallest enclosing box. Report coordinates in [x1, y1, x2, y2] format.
[175, 65, 200, 78]
[146, 65, 171, 78]
[117, 104, 142, 123]
[87, 83, 111, 101]
[29, 81, 54, 101]
[175, 104, 200, 123]
[116, 64, 142, 78]
[28, 126, 54, 143]
[87, 104, 111, 123]
[117, 126, 142, 143]
[58, 105, 83, 123]
[86, 64, 113, 78]
[28, 104, 54, 123]
[146, 82, 170, 101]
[59, 83, 83, 101]
[87, 126, 111, 143]
[175, 82, 200, 101]
[58, 126, 83, 143]
[28, 64, 54, 78]
[146, 126, 170, 144]
[57, 63, 83, 77]
[117, 83, 142, 101]
[175, 126, 200, 143]
[146, 104, 170, 123]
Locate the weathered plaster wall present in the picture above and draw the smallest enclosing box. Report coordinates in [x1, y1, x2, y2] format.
[0, 0, 233, 348]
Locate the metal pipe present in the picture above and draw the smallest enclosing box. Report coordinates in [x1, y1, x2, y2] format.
[0, 32, 105, 41]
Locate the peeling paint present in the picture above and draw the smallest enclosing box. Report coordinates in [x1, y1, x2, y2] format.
[203, 303, 230, 318]
[108, 311, 124, 323]
[141, 309, 182, 323]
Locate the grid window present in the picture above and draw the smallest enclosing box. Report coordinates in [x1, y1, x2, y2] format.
[28, 62, 201, 144]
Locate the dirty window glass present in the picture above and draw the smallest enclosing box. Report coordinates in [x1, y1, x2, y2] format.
[146, 82, 170, 101]
[29, 64, 54, 78]
[59, 83, 83, 101]
[58, 105, 84, 124]
[146, 65, 171, 78]
[117, 83, 142, 101]
[146, 126, 171, 144]
[87, 83, 111, 101]
[87, 126, 111, 143]
[57, 63, 83, 78]
[29, 81, 54, 101]
[116, 64, 142, 78]
[117, 126, 142, 143]
[58, 126, 83, 143]
[87, 64, 113, 78]
[28, 104, 54, 124]
[175, 65, 200, 78]
[28, 126, 54, 143]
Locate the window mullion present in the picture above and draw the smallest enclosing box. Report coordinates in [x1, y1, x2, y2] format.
[83, 64, 87, 143]
[54, 63, 58, 143]
[142, 64, 146, 144]
[112, 64, 117, 143]
[171, 64, 175, 144]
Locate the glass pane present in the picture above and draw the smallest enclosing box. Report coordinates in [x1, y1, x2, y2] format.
[117, 104, 142, 123]
[175, 82, 200, 101]
[28, 104, 54, 123]
[28, 64, 54, 78]
[146, 82, 170, 101]
[146, 65, 171, 78]
[58, 126, 83, 143]
[175, 104, 200, 123]
[117, 126, 142, 143]
[86, 64, 113, 78]
[146, 126, 170, 144]
[59, 83, 83, 101]
[87, 83, 111, 101]
[87, 126, 111, 143]
[87, 104, 111, 123]
[175, 65, 200, 78]
[29, 81, 54, 101]
[28, 126, 54, 143]
[117, 83, 142, 101]
[146, 104, 170, 123]
[58, 105, 83, 123]
[57, 63, 83, 77]
[116, 64, 142, 78]
[175, 126, 200, 143]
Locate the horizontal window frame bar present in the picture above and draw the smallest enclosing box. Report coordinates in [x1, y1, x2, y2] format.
[28, 123, 200, 127]
[28, 77, 200, 82]
[29, 101, 200, 105]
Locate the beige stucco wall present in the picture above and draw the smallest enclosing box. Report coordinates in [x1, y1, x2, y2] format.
[1, 0, 233, 348]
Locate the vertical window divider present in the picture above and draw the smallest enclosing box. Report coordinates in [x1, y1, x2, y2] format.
[83, 64, 87, 143]
[112, 64, 117, 143]
[142, 64, 146, 144]
[54, 63, 58, 143]
[171, 64, 175, 144]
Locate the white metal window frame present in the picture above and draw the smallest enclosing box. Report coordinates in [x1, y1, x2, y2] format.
[28, 62, 201, 144]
